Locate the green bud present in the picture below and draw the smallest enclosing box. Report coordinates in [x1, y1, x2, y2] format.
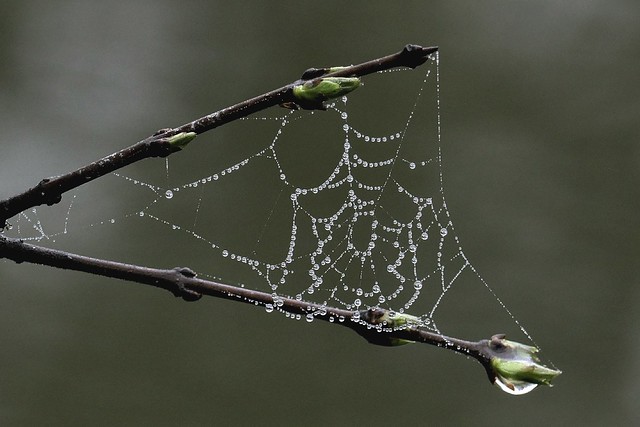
[293, 77, 361, 105]
[386, 338, 414, 346]
[381, 312, 422, 346]
[487, 335, 562, 395]
[167, 132, 197, 150]
[381, 311, 422, 328]
[358, 308, 425, 346]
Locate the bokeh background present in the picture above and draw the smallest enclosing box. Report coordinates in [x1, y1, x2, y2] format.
[1, 1, 638, 425]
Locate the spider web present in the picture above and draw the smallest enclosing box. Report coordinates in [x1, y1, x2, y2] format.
[1, 53, 534, 340]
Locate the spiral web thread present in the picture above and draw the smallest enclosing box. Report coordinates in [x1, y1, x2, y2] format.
[3, 53, 537, 342]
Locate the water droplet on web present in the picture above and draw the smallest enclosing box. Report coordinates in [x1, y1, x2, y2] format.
[440, 228, 448, 237]
[165, 190, 173, 199]
[409, 162, 416, 170]
[414, 281, 423, 290]
[341, 112, 348, 120]
[306, 313, 314, 322]
[265, 304, 274, 313]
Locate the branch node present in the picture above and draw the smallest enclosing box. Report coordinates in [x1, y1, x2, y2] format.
[144, 136, 178, 158]
[171, 267, 202, 301]
[354, 308, 419, 347]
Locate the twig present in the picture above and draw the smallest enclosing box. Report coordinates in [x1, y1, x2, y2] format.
[0, 235, 563, 391]
[0, 44, 437, 229]
[0, 235, 493, 381]
[0, 44, 560, 391]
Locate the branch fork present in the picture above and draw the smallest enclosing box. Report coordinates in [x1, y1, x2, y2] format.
[0, 44, 560, 392]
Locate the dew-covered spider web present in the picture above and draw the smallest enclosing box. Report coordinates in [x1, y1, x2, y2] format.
[1, 53, 537, 343]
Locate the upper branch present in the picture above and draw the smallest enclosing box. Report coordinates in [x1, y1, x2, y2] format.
[0, 44, 437, 229]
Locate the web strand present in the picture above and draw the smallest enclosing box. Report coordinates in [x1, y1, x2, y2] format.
[1, 53, 546, 354]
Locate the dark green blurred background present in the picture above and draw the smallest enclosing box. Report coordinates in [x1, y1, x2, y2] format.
[1, 1, 638, 425]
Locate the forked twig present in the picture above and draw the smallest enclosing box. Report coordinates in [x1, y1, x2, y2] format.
[0, 44, 560, 392]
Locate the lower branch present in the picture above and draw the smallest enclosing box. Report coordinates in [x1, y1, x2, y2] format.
[0, 235, 560, 393]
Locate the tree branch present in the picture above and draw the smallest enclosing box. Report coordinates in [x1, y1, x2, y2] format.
[0, 234, 522, 387]
[0, 44, 437, 229]
[0, 44, 560, 392]
[0, 234, 561, 391]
